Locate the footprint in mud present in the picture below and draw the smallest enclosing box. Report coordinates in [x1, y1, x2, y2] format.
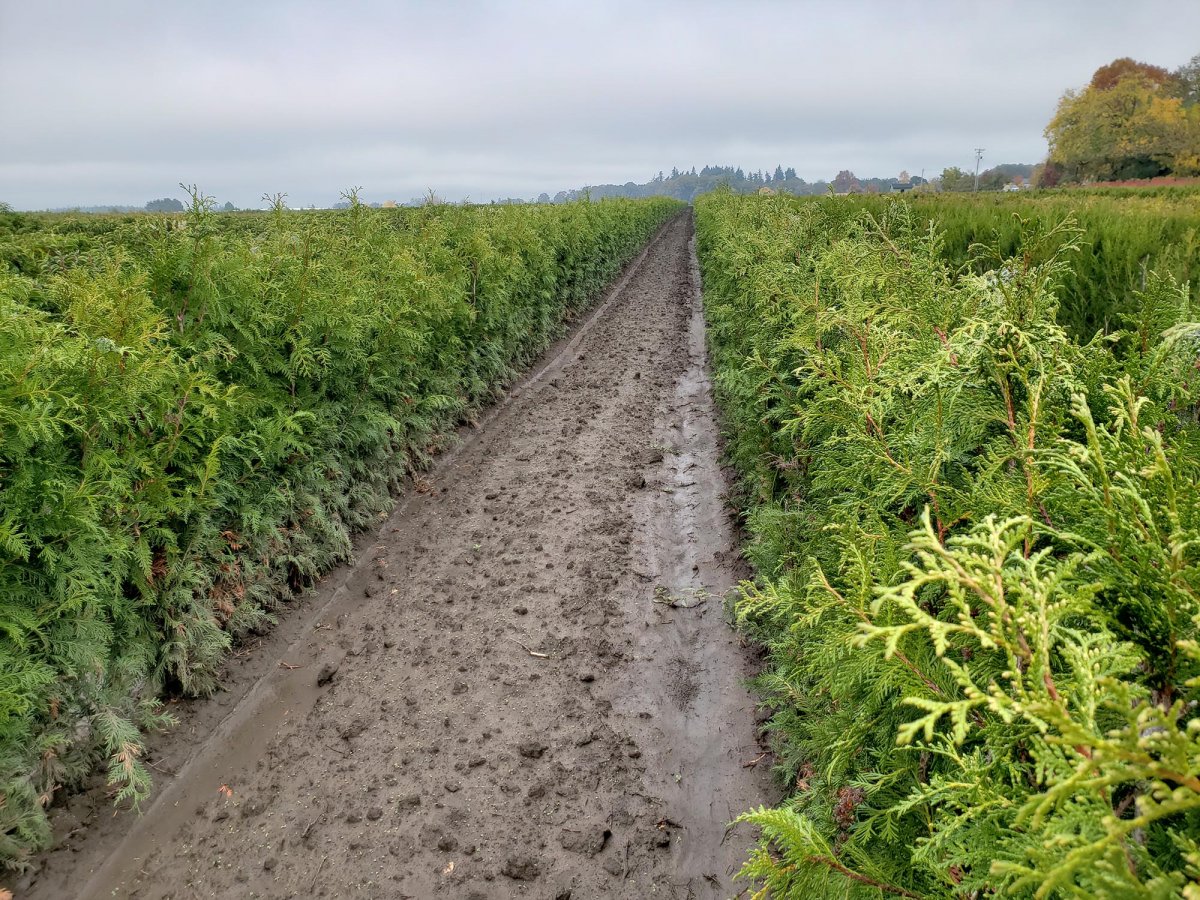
[664, 656, 702, 711]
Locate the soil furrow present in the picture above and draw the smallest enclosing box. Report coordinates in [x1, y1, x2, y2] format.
[25, 211, 771, 900]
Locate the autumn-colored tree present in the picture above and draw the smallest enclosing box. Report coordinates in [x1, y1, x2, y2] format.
[1033, 159, 1064, 188]
[1089, 56, 1173, 91]
[1045, 55, 1200, 181]
[831, 170, 861, 193]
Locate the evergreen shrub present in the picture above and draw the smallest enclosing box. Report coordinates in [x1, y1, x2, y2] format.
[695, 189, 1200, 897]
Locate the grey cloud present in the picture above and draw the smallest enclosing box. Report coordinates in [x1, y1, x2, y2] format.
[1, 0, 1197, 208]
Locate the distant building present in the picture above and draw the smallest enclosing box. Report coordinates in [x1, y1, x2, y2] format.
[893, 170, 914, 192]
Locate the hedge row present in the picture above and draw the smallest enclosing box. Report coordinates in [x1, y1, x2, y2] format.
[695, 189, 1200, 897]
[833, 190, 1200, 342]
[0, 194, 682, 868]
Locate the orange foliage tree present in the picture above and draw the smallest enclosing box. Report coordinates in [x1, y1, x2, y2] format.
[1044, 55, 1200, 182]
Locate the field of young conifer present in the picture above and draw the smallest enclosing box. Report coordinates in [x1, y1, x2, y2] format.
[695, 188, 1200, 896]
[0, 193, 681, 869]
[838, 189, 1200, 341]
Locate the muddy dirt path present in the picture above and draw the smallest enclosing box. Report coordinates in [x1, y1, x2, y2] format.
[23, 211, 772, 899]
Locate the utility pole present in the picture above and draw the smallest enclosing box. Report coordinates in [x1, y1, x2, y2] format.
[973, 148, 985, 192]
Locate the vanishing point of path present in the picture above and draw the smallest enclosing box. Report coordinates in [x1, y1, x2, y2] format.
[25, 211, 773, 899]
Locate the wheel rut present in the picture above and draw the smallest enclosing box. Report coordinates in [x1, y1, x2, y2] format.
[26, 211, 772, 899]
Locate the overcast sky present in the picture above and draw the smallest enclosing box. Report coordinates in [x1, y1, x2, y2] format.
[1, 1, 1197, 209]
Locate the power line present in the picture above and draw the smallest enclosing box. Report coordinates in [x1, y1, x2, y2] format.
[973, 148, 985, 192]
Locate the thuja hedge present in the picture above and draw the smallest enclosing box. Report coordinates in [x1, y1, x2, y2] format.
[834, 189, 1200, 343]
[0, 194, 681, 867]
[695, 189, 1200, 897]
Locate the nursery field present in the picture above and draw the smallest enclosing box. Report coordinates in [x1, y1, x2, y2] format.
[695, 188, 1200, 897]
[838, 189, 1200, 340]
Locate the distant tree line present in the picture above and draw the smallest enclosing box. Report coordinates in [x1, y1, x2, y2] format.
[549, 165, 937, 203]
[29, 198, 240, 214]
[938, 163, 1036, 192]
[144, 198, 238, 212]
[145, 197, 185, 212]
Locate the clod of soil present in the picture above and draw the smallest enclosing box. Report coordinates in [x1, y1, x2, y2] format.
[517, 741, 548, 759]
[316, 661, 339, 686]
[502, 856, 542, 881]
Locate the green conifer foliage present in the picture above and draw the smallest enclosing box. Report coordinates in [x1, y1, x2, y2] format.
[695, 189, 1200, 897]
[832, 190, 1200, 343]
[0, 195, 682, 869]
